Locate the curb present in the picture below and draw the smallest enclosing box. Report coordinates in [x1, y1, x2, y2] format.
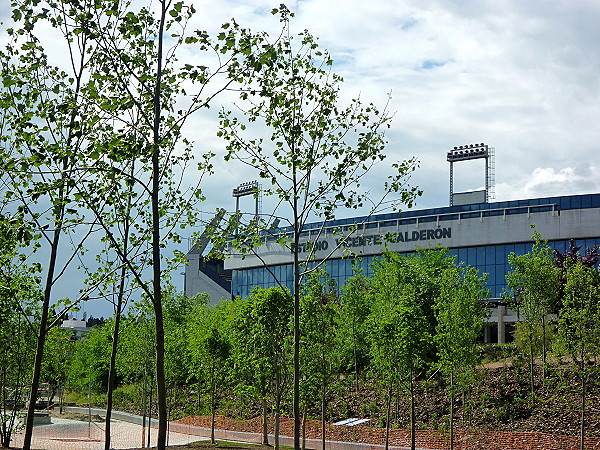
[61, 407, 420, 449]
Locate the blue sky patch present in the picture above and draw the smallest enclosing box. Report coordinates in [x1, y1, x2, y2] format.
[420, 60, 446, 70]
[401, 18, 419, 30]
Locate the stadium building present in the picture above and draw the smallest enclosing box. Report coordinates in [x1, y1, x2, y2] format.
[184, 144, 600, 343]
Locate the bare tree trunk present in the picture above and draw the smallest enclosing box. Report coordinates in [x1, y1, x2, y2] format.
[410, 370, 416, 450]
[302, 408, 306, 450]
[142, 374, 147, 448]
[353, 332, 359, 394]
[542, 315, 547, 381]
[105, 260, 129, 450]
[104, 305, 121, 450]
[528, 328, 535, 396]
[262, 398, 269, 445]
[152, 3, 168, 449]
[148, 380, 153, 448]
[580, 363, 586, 450]
[450, 371, 454, 450]
[210, 368, 216, 444]
[275, 394, 281, 450]
[292, 177, 301, 450]
[22, 227, 61, 450]
[105, 160, 134, 450]
[384, 377, 393, 450]
[321, 377, 327, 450]
[153, 300, 167, 450]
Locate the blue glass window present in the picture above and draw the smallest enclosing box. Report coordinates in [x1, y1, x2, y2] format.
[496, 265, 507, 286]
[440, 214, 459, 221]
[477, 247, 485, 265]
[582, 195, 591, 208]
[399, 219, 417, 225]
[495, 245, 506, 264]
[467, 247, 477, 265]
[486, 246, 496, 265]
[458, 248, 468, 264]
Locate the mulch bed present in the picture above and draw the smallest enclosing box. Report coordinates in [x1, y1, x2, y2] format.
[173, 415, 600, 450]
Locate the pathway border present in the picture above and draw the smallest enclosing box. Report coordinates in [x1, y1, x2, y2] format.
[63, 407, 418, 449]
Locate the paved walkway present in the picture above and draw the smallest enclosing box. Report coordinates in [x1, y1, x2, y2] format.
[9, 416, 207, 450]
[7, 410, 420, 450]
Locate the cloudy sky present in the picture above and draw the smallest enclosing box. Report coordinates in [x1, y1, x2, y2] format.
[184, 0, 600, 213]
[3, 0, 599, 212]
[2, 0, 600, 316]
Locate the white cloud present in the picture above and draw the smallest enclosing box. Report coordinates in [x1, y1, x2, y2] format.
[496, 166, 600, 200]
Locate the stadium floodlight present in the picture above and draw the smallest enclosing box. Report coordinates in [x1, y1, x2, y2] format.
[232, 181, 262, 233]
[447, 142, 495, 206]
[233, 180, 259, 197]
[446, 142, 489, 162]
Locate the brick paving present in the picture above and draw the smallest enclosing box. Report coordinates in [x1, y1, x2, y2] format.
[9, 417, 206, 450]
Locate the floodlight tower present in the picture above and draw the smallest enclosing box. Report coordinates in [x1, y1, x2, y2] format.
[447, 143, 495, 206]
[232, 181, 262, 231]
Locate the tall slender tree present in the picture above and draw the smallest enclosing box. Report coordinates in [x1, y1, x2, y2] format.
[557, 260, 600, 450]
[29, 2, 272, 448]
[434, 263, 488, 450]
[0, 215, 41, 448]
[0, 5, 113, 445]
[188, 301, 233, 445]
[506, 230, 559, 389]
[215, 8, 420, 447]
[339, 269, 372, 394]
[300, 269, 340, 450]
[234, 287, 293, 450]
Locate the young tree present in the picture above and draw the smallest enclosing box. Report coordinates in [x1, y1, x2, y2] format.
[506, 230, 560, 390]
[0, 5, 112, 445]
[556, 261, 600, 450]
[41, 326, 72, 411]
[115, 309, 156, 439]
[366, 283, 428, 450]
[234, 287, 293, 449]
[300, 269, 340, 450]
[367, 248, 455, 450]
[216, 8, 420, 447]
[74, 156, 139, 450]
[0, 302, 36, 448]
[339, 269, 372, 393]
[554, 239, 600, 312]
[67, 324, 112, 393]
[434, 264, 488, 450]
[0, 216, 40, 448]
[3, 2, 271, 447]
[187, 299, 233, 445]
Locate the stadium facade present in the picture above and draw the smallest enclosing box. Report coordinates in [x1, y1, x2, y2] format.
[185, 191, 600, 344]
[184, 144, 600, 343]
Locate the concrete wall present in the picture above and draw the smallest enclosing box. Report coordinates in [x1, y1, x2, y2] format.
[184, 253, 230, 304]
[224, 207, 600, 270]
